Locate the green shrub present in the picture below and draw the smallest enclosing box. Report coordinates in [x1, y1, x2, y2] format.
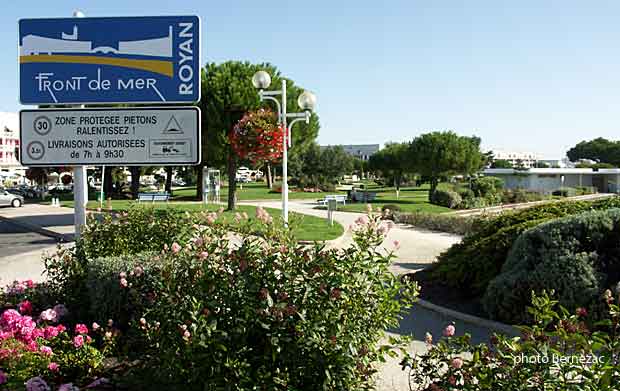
[460, 196, 488, 209]
[430, 188, 462, 209]
[46, 208, 417, 390]
[79, 207, 194, 259]
[483, 208, 620, 323]
[471, 176, 504, 198]
[575, 186, 597, 195]
[431, 196, 620, 296]
[456, 187, 474, 200]
[393, 212, 479, 235]
[552, 187, 577, 197]
[128, 210, 417, 389]
[381, 204, 401, 213]
[405, 291, 620, 389]
[502, 188, 546, 204]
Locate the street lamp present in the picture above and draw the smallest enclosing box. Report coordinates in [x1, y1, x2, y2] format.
[252, 71, 316, 224]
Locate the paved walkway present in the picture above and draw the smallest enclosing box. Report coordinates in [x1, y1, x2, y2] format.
[240, 200, 461, 275]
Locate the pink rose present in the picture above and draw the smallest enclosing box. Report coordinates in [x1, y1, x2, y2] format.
[74, 323, 88, 334]
[119, 272, 127, 279]
[19, 300, 33, 315]
[92, 322, 100, 331]
[40, 309, 58, 322]
[199, 251, 209, 260]
[451, 357, 463, 369]
[443, 324, 455, 337]
[171, 242, 181, 253]
[355, 215, 369, 225]
[133, 265, 144, 277]
[48, 362, 59, 372]
[183, 330, 191, 339]
[73, 335, 84, 348]
[120, 278, 128, 288]
[40, 345, 53, 356]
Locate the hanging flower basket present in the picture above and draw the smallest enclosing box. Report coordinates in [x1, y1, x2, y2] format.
[230, 109, 284, 164]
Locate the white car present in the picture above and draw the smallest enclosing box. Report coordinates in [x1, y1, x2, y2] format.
[0, 189, 24, 207]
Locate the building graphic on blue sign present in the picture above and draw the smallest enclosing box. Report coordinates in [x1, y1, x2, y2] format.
[19, 16, 200, 104]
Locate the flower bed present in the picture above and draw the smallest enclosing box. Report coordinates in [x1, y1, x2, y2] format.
[1, 206, 416, 389]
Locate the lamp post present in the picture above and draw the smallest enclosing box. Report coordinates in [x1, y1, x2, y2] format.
[252, 71, 316, 224]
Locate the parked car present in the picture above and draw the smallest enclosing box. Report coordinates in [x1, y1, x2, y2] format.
[0, 189, 24, 207]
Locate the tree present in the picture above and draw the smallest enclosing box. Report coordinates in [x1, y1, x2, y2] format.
[408, 131, 485, 199]
[567, 138, 620, 166]
[287, 143, 354, 189]
[319, 146, 355, 184]
[491, 159, 513, 168]
[198, 61, 320, 210]
[369, 142, 410, 197]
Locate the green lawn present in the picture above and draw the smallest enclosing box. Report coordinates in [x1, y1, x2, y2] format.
[319, 183, 451, 214]
[53, 199, 343, 242]
[171, 182, 345, 202]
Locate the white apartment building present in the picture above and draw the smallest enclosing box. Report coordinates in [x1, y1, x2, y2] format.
[0, 112, 20, 167]
[0, 112, 27, 185]
[492, 150, 540, 168]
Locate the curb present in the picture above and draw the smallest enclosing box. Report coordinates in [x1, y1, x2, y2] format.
[415, 298, 519, 336]
[0, 214, 74, 243]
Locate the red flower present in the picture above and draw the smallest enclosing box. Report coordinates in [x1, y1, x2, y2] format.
[18, 300, 33, 315]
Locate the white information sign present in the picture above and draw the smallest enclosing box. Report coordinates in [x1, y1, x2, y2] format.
[20, 107, 201, 166]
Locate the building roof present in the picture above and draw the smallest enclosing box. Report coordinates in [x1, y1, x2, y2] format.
[485, 168, 620, 175]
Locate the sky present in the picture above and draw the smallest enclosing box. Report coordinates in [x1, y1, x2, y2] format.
[2, 0, 620, 158]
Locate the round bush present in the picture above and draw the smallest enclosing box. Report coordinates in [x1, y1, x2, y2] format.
[483, 208, 620, 324]
[432, 196, 620, 296]
[381, 204, 401, 213]
[430, 189, 462, 209]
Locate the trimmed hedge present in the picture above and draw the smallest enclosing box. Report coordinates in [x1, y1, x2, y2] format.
[483, 208, 620, 323]
[393, 212, 479, 235]
[431, 196, 620, 296]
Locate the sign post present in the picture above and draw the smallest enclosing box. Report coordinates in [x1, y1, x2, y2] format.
[18, 15, 201, 238]
[19, 16, 200, 104]
[20, 107, 201, 166]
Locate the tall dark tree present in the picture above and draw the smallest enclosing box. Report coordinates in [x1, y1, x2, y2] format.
[567, 138, 620, 166]
[368, 142, 409, 197]
[408, 131, 485, 199]
[198, 61, 320, 209]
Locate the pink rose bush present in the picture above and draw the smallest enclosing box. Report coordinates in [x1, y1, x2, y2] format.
[0, 279, 112, 389]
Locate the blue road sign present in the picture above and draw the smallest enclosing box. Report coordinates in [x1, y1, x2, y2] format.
[19, 16, 200, 105]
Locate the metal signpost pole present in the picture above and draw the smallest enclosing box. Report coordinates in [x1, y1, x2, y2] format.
[281, 80, 288, 224]
[73, 11, 86, 239]
[100, 166, 105, 209]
